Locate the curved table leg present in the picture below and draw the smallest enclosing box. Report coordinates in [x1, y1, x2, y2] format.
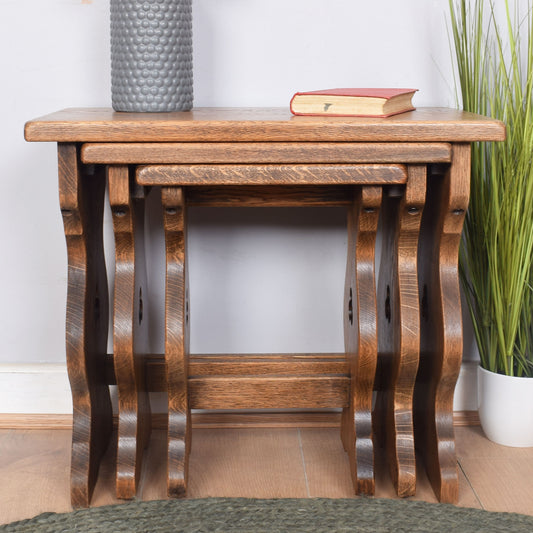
[58, 143, 113, 508]
[341, 186, 382, 495]
[415, 144, 470, 503]
[162, 187, 191, 498]
[109, 166, 152, 499]
[376, 166, 426, 497]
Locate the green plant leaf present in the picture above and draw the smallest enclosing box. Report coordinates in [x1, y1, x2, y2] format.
[450, 0, 533, 376]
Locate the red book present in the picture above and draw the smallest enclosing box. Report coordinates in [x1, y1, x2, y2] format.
[290, 88, 417, 117]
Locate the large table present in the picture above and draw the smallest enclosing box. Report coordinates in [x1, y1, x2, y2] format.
[25, 108, 505, 507]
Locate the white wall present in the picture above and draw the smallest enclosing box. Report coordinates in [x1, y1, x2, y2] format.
[1, 0, 478, 411]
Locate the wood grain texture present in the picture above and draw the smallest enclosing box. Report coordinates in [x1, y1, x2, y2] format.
[458, 457, 533, 515]
[453, 411, 480, 427]
[186, 412, 343, 429]
[188, 353, 348, 376]
[81, 142, 452, 164]
[0, 429, 73, 524]
[0, 411, 480, 431]
[297, 428, 481, 508]
[376, 166, 426, 498]
[186, 186, 355, 207]
[137, 164, 408, 186]
[162, 187, 190, 498]
[31, 110, 499, 506]
[188, 354, 349, 410]
[415, 144, 470, 504]
[58, 144, 113, 508]
[186, 429, 309, 499]
[340, 186, 381, 495]
[109, 167, 151, 499]
[25, 107, 505, 143]
[2, 427, 512, 527]
[0, 415, 74, 430]
[104, 353, 347, 391]
[189, 376, 349, 410]
[454, 426, 533, 513]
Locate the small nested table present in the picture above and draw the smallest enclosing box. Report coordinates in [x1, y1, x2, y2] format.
[25, 108, 504, 508]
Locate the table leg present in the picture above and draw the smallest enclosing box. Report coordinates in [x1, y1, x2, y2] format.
[376, 166, 426, 497]
[109, 166, 152, 499]
[415, 144, 470, 503]
[162, 187, 191, 498]
[341, 186, 382, 495]
[58, 143, 113, 508]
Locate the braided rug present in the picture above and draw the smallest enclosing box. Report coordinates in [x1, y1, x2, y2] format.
[2, 497, 533, 533]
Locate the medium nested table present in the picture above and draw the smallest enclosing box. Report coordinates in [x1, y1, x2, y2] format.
[25, 108, 504, 508]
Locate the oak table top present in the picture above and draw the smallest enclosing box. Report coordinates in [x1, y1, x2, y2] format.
[24, 107, 506, 143]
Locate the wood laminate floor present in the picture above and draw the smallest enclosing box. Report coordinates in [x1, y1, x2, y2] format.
[1, 426, 532, 525]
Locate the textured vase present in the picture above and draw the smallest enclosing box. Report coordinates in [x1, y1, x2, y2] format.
[110, 0, 193, 112]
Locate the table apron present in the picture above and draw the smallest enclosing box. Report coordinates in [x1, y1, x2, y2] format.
[136, 164, 409, 186]
[81, 142, 452, 165]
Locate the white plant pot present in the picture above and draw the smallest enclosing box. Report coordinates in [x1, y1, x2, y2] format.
[478, 365, 533, 447]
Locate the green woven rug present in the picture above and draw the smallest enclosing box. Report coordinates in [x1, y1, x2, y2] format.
[2, 498, 533, 533]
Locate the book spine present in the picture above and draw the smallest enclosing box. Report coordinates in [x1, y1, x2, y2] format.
[289, 93, 302, 115]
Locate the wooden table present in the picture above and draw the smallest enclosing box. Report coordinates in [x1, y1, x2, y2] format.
[25, 108, 505, 507]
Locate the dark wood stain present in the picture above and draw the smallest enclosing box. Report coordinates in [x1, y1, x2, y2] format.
[28, 109, 501, 506]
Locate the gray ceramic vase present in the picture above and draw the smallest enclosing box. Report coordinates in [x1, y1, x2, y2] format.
[110, 0, 193, 112]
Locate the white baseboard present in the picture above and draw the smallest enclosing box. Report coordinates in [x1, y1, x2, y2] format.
[0, 360, 479, 415]
[0, 363, 72, 414]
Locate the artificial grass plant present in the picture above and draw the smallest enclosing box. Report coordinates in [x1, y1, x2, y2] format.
[449, 0, 533, 376]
